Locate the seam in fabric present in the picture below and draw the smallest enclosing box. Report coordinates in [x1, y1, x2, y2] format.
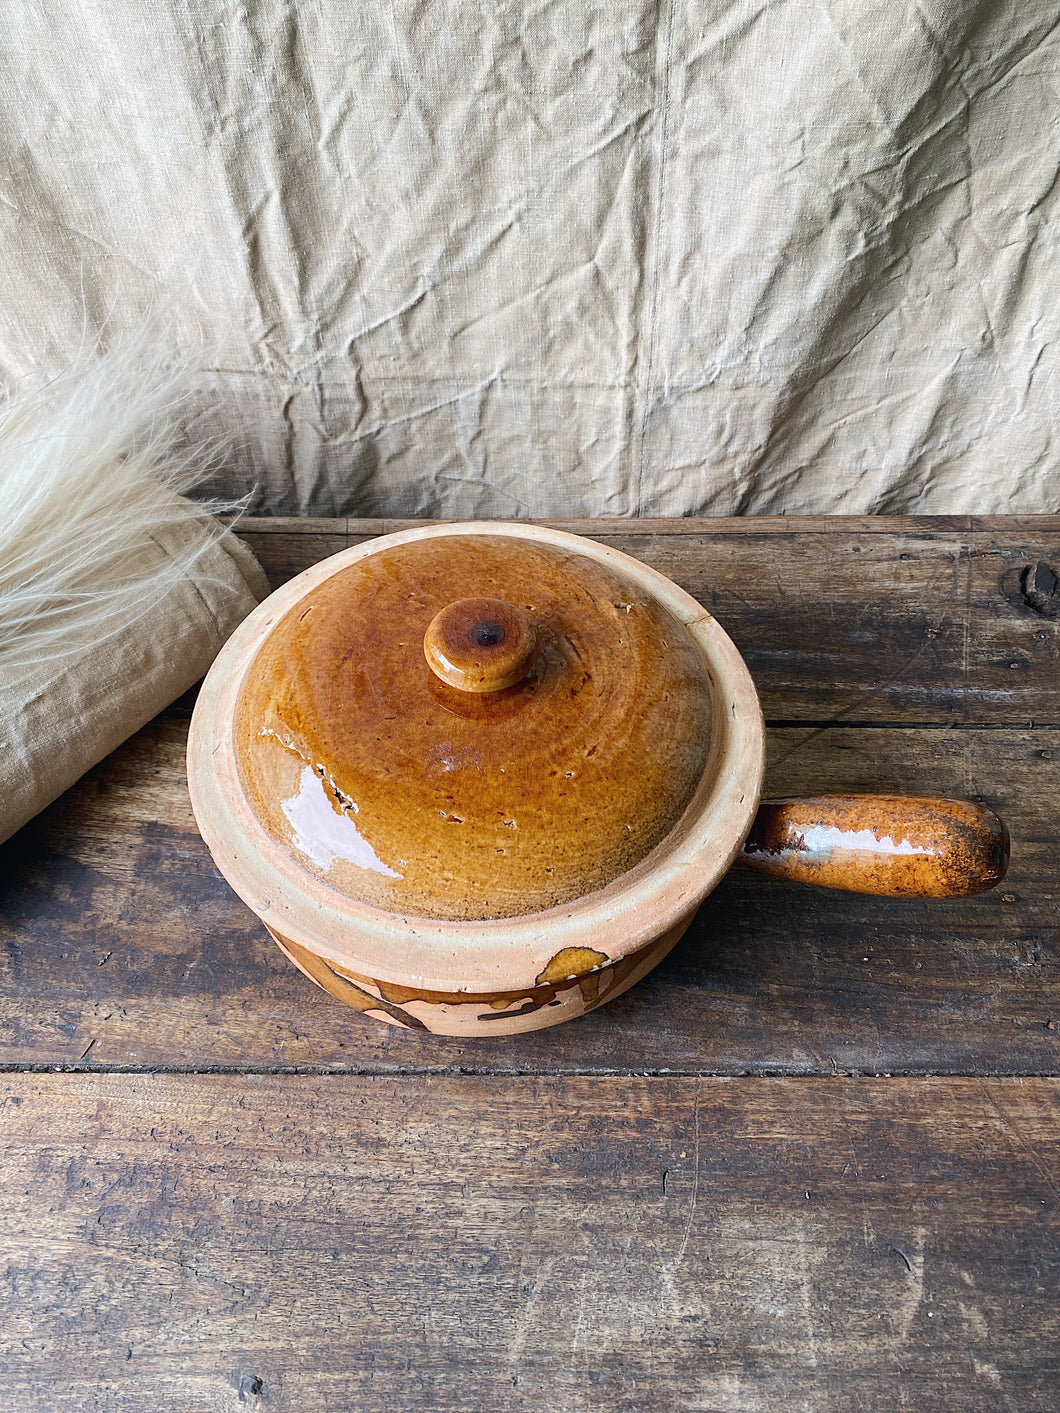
[634, 0, 678, 518]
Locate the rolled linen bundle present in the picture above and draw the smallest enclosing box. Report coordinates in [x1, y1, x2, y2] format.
[0, 347, 268, 844]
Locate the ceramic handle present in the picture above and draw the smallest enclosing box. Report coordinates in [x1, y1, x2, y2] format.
[735, 795, 1009, 897]
[424, 597, 539, 693]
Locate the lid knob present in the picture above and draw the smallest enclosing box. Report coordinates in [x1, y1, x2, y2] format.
[424, 597, 539, 693]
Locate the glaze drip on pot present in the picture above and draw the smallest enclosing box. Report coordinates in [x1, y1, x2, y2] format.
[234, 535, 713, 920]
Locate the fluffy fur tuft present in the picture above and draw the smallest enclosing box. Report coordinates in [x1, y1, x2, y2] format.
[0, 340, 244, 683]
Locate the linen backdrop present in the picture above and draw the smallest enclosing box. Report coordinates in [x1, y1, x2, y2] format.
[0, 0, 1056, 517]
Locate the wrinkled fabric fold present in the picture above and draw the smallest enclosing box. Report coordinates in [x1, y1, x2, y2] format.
[0, 1, 1056, 516]
[0, 512, 266, 843]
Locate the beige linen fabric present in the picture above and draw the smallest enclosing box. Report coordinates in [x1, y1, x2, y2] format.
[0, 519, 266, 844]
[0, 2, 1057, 516]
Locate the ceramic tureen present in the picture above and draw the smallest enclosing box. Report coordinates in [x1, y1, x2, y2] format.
[187, 523, 1008, 1035]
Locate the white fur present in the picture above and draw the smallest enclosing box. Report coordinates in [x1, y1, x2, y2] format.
[0, 342, 242, 684]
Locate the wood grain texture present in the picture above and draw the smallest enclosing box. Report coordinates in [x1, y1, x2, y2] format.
[1, 716, 1055, 1075]
[237, 516, 1060, 725]
[1, 1073, 1056, 1413]
[3, 518, 1059, 1413]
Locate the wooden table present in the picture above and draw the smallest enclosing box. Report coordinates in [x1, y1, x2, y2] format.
[2, 516, 1058, 1412]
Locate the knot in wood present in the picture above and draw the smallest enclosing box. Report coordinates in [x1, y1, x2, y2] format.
[1021, 561, 1060, 619]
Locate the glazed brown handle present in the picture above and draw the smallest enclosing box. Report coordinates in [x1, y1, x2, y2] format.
[736, 795, 1009, 897]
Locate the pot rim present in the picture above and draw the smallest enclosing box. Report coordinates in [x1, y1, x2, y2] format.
[187, 522, 766, 993]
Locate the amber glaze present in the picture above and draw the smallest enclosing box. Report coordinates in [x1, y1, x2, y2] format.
[234, 536, 714, 921]
[737, 795, 1010, 897]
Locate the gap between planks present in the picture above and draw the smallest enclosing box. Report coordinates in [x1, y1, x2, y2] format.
[235, 514, 1060, 536]
[762, 720, 1060, 730]
[6, 1063, 1060, 1079]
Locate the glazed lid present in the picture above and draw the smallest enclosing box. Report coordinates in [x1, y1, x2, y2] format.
[232, 532, 716, 921]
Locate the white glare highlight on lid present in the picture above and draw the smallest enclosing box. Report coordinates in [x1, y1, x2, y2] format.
[281, 766, 402, 877]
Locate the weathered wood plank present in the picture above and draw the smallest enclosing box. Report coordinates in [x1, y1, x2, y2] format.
[234, 519, 1060, 724]
[0, 1073, 1056, 1412]
[2, 718, 1055, 1075]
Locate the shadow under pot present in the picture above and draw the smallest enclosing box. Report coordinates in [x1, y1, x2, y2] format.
[187, 523, 1009, 1036]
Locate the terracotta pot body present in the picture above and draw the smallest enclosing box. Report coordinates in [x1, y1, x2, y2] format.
[187, 523, 765, 1035]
